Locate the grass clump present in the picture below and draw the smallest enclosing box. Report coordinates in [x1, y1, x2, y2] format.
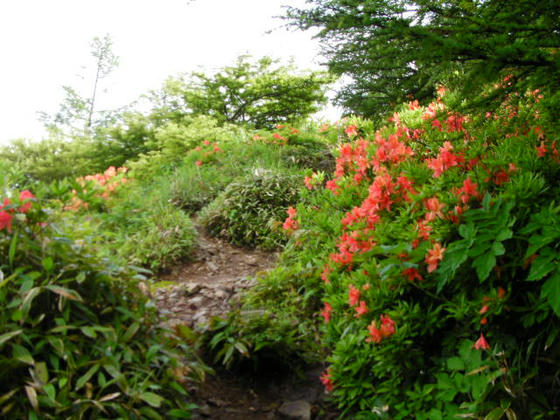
[198, 170, 300, 249]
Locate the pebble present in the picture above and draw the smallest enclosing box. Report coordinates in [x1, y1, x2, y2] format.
[278, 400, 312, 420]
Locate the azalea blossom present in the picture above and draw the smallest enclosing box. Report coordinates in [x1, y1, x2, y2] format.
[348, 284, 361, 307]
[18, 190, 35, 213]
[320, 369, 334, 392]
[320, 265, 332, 284]
[425, 243, 446, 273]
[498, 287, 506, 299]
[366, 321, 382, 343]
[321, 302, 332, 323]
[354, 300, 368, 318]
[536, 141, 547, 157]
[0, 211, 12, 232]
[474, 333, 490, 350]
[403, 267, 423, 282]
[379, 314, 395, 338]
[345, 125, 358, 138]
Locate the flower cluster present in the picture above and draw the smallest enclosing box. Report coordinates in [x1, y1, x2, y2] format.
[0, 190, 35, 232]
[366, 315, 396, 343]
[282, 206, 298, 232]
[65, 166, 128, 211]
[191, 139, 224, 166]
[252, 125, 301, 146]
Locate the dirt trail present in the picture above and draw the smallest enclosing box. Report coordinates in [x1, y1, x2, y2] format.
[154, 226, 277, 328]
[152, 226, 337, 419]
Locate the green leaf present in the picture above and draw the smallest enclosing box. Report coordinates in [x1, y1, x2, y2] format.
[41, 257, 54, 274]
[471, 374, 488, 400]
[139, 406, 164, 420]
[482, 193, 492, 211]
[45, 285, 83, 302]
[21, 287, 42, 316]
[492, 242, 505, 256]
[485, 407, 506, 420]
[76, 364, 100, 390]
[13, 344, 34, 365]
[527, 253, 557, 281]
[447, 357, 465, 371]
[0, 330, 22, 347]
[43, 383, 56, 401]
[473, 252, 496, 282]
[458, 223, 476, 239]
[123, 322, 140, 342]
[139, 392, 164, 408]
[495, 229, 513, 242]
[525, 234, 556, 257]
[35, 362, 49, 384]
[8, 234, 17, 266]
[103, 364, 122, 379]
[80, 326, 97, 339]
[167, 408, 195, 418]
[541, 271, 560, 316]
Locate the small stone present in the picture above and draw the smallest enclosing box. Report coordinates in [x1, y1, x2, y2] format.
[245, 256, 259, 266]
[188, 296, 205, 309]
[278, 400, 312, 420]
[214, 289, 228, 299]
[184, 283, 202, 296]
[218, 285, 234, 294]
[198, 403, 211, 417]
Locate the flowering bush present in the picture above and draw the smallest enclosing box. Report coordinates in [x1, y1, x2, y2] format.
[276, 88, 560, 417]
[64, 166, 129, 211]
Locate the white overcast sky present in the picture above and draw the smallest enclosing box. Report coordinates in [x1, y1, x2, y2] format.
[0, 0, 337, 145]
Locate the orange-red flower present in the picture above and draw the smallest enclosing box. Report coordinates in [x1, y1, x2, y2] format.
[474, 333, 490, 350]
[379, 314, 395, 338]
[536, 141, 547, 157]
[18, 190, 35, 213]
[354, 300, 368, 318]
[366, 321, 382, 343]
[0, 211, 12, 232]
[403, 267, 423, 282]
[345, 125, 358, 138]
[425, 243, 445, 273]
[320, 369, 334, 392]
[321, 302, 332, 323]
[348, 284, 361, 307]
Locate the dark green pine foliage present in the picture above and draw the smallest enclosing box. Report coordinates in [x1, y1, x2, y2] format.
[286, 0, 560, 120]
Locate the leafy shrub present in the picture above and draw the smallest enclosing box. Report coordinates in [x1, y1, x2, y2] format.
[117, 205, 197, 271]
[0, 190, 202, 418]
[198, 170, 300, 249]
[287, 89, 560, 418]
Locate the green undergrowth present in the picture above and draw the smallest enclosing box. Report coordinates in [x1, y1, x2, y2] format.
[0, 192, 208, 419]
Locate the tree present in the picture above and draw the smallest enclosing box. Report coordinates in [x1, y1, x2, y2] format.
[286, 0, 560, 120]
[87, 34, 119, 128]
[40, 34, 119, 137]
[152, 55, 333, 129]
